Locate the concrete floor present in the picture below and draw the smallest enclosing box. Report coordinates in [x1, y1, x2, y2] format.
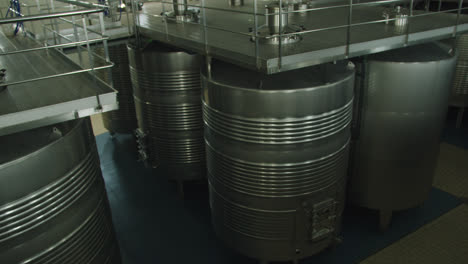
[91, 114, 468, 264]
[362, 142, 468, 264]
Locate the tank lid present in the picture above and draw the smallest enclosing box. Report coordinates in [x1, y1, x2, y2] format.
[369, 42, 455, 63]
[0, 120, 76, 166]
[205, 59, 355, 90]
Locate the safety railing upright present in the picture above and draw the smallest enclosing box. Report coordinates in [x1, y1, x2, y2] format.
[131, 0, 468, 74]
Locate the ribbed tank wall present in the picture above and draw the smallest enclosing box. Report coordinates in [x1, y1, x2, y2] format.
[203, 60, 355, 262]
[0, 118, 121, 264]
[349, 43, 457, 213]
[451, 33, 468, 107]
[97, 43, 137, 133]
[128, 44, 205, 181]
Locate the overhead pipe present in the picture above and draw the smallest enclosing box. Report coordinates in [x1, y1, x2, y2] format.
[55, 0, 108, 9]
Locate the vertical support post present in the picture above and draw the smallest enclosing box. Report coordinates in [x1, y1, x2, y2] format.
[26, 5, 35, 35]
[42, 23, 48, 53]
[71, 14, 83, 66]
[99, 11, 113, 88]
[405, 0, 414, 46]
[50, 0, 61, 45]
[82, 14, 95, 77]
[379, 209, 393, 231]
[201, 0, 209, 57]
[454, 0, 463, 36]
[45, 0, 57, 45]
[253, 0, 260, 70]
[162, 0, 169, 41]
[438, 0, 442, 12]
[132, 0, 141, 47]
[125, 2, 132, 35]
[277, 0, 283, 72]
[346, 0, 353, 58]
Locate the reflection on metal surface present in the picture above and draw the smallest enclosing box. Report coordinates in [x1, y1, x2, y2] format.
[98, 43, 138, 134]
[252, 1, 304, 45]
[163, 0, 200, 23]
[228, 0, 244, 7]
[128, 43, 205, 181]
[382, 6, 409, 34]
[349, 43, 457, 229]
[203, 60, 355, 262]
[0, 118, 121, 264]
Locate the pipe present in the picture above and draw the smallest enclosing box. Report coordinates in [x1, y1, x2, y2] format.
[0, 9, 103, 24]
[55, 0, 108, 9]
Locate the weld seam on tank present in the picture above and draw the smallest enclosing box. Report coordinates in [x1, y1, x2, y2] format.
[210, 186, 295, 240]
[206, 140, 349, 197]
[0, 152, 102, 242]
[203, 100, 353, 144]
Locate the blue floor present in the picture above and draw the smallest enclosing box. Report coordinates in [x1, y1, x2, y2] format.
[442, 108, 468, 149]
[96, 132, 462, 264]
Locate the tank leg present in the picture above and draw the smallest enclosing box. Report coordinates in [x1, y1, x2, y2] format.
[379, 209, 393, 231]
[456, 107, 465, 129]
[177, 180, 185, 199]
[332, 236, 343, 247]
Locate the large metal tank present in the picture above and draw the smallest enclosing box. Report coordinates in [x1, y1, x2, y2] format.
[0, 118, 121, 263]
[451, 34, 468, 107]
[203, 60, 355, 262]
[98, 42, 138, 134]
[349, 43, 457, 229]
[128, 43, 205, 182]
[450, 33, 468, 127]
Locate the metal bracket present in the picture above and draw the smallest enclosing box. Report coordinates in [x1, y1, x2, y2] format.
[95, 93, 103, 112]
[303, 198, 337, 241]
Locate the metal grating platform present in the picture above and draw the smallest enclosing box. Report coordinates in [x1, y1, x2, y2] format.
[0, 28, 117, 136]
[136, 0, 468, 74]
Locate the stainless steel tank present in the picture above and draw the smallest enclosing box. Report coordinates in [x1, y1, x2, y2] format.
[128, 44, 205, 182]
[0, 118, 121, 263]
[450, 33, 468, 127]
[450, 33, 468, 107]
[349, 43, 457, 229]
[98, 43, 137, 134]
[203, 60, 355, 263]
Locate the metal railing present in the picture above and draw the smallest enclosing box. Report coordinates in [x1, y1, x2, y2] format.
[0, 0, 115, 88]
[131, 0, 468, 73]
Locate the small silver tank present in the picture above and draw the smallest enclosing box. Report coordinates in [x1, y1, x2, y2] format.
[203, 60, 355, 262]
[0, 118, 121, 263]
[349, 43, 457, 229]
[128, 44, 205, 181]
